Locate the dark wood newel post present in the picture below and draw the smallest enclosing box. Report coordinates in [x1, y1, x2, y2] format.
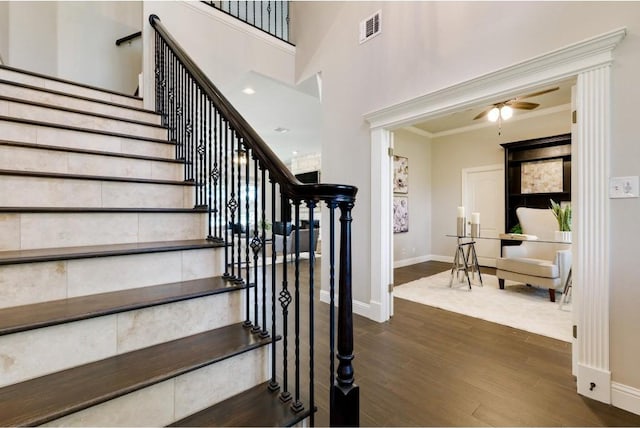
[331, 200, 359, 427]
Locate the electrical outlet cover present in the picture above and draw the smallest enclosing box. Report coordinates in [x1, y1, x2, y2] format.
[609, 176, 639, 198]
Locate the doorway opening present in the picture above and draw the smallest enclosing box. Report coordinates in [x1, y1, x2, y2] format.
[366, 27, 625, 405]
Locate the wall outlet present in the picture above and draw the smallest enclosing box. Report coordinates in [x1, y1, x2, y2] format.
[609, 176, 639, 199]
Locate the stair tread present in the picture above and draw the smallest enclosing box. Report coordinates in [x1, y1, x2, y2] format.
[0, 64, 142, 101]
[0, 323, 270, 427]
[0, 168, 195, 186]
[0, 276, 242, 335]
[0, 139, 182, 164]
[0, 94, 166, 129]
[0, 78, 158, 115]
[0, 206, 207, 213]
[0, 115, 174, 144]
[0, 239, 225, 265]
[169, 381, 312, 427]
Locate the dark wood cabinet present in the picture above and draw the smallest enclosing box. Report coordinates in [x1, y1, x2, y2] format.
[501, 134, 571, 233]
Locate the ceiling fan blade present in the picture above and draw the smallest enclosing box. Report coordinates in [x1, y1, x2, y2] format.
[473, 109, 491, 120]
[507, 101, 539, 110]
[517, 87, 559, 100]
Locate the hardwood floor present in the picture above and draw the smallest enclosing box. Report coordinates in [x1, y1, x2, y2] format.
[274, 260, 640, 426]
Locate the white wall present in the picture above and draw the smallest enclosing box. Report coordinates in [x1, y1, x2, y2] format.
[2, 1, 142, 94]
[291, 1, 640, 393]
[7, 1, 57, 76]
[392, 129, 431, 267]
[0, 2, 8, 65]
[57, 2, 142, 95]
[430, 109, 571, 259]
[142, 1, 296, 110]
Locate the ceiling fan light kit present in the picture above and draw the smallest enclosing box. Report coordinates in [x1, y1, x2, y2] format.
[475, 86, 560, 122]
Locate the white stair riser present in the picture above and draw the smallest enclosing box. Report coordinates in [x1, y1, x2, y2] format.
[42, 347, 269, 427]
[0, 248, 224, 309]
[0, 120, 175, 159]
[0, 82, 159, 124]
[0, 212, 206, 251]
[0, 176, 194, 208]
[0, 146, 183, 181]
[0, 100, 167, 140]
[0, 68, 143, 109]
[0, 291, 246, 388]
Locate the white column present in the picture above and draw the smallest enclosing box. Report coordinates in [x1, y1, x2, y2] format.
[575, 64, 611, 403]
[369, 127, 392, 322]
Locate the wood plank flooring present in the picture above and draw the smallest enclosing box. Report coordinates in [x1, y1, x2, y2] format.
[284, 260, 640, 426]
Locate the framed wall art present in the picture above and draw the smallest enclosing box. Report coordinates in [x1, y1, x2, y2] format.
[393, 155, 408, 194]
[521, 158, 563, 194]
[393, 196, 409, 233]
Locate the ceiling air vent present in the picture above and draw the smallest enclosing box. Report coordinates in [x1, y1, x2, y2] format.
[359, 10, 381, 44]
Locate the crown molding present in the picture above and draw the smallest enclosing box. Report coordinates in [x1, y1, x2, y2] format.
[364, 27, 626, 130]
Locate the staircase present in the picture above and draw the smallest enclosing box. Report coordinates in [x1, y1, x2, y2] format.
[0, 65, 307, 426]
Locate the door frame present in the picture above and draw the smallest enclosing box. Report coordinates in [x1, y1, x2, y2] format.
[365, 27, 626, 405]
[461, 164, 504, 267]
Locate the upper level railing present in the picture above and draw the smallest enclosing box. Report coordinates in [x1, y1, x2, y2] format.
[149, 14, 358, 426]
[202, 1, 291, 44]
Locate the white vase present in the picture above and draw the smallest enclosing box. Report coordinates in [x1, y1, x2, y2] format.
[554, 230, 572, 243]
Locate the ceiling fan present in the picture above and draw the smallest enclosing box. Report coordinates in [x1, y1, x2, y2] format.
[473, 86, 560, 121]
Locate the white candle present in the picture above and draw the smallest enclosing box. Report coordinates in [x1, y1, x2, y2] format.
[457, 206, 465, 218]
[471, 212, 480, 224]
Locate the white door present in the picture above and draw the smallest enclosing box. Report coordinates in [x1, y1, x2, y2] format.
[462, 165, 504, 267]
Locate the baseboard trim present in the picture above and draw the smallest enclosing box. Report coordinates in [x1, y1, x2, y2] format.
[319, 290, 384, 322]
[577, 363, 611, 404]
[429, 254, 453, 263]
[394, 255, 431, 268]
[612, 382, 640, 416]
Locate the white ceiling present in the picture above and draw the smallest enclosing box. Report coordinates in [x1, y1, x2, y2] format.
[224, 71, 323, 165]
[222, 73, 575, 166]
[409, 78, 576, 136]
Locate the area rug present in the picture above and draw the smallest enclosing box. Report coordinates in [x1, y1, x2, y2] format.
[394, 271, 572, 342]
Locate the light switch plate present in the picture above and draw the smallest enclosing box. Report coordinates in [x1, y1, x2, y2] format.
[609, 176, 639, 198]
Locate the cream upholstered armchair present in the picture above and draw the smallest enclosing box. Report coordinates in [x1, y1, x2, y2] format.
[496, 207, 572, 302]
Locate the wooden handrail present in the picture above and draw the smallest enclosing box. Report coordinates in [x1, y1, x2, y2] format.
[148, 14, 356, 204]
[115, 31, 142, 46]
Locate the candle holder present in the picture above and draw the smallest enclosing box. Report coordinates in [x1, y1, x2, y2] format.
[471, 223, 480, 238]
[456, 217, 466, 237]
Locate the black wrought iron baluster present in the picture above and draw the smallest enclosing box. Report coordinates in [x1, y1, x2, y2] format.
[331, 201, 359, 427]
[227, 128, 237, 281]
[244, 144, 250, 291]
[187, 75, 194, 183]
[276, 1, 284, 39]
[291, 200, 303, 413]
[223, 122, 231, 278]
[260, 1, 264, 31]
[177, 66, 184, 166]
[235, 138, 243, 284]
[267, 1, 272, 34]
[252, 1, 256, 26]
[251, 155, 261, 333]
[154, 32, 160, 116]
[279, 193, 292, 403]
[328, 200, 338, 407]
[260, 166, 268, 338]
[307, 200, 317, 426]
[195, 87, 203, 207]
[170, 46, 174, 142]
[207, 102, 214, 238]
[268, 180, 279, 392]
[201, 89, 206, 207]
[243, 146, 251, 326]
[218, 112, 224, 240]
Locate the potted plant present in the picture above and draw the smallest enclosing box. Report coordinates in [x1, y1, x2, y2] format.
[550, 199, 572, 242]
